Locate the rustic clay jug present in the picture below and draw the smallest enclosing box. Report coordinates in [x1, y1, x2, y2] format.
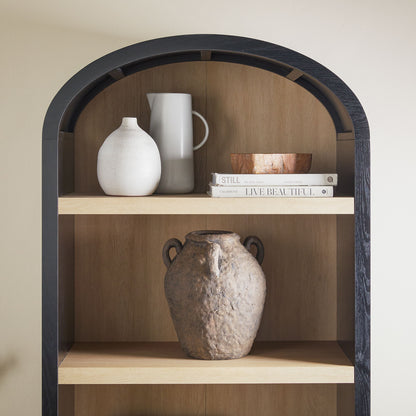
[162, 230, 266, 360]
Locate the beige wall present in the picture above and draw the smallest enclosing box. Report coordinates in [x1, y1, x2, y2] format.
[0, 1, 415, 414]
[0, 17, 133, 415]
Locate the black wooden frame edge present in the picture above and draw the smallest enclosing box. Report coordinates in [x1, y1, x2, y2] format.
[42, 139, 58, 415]
[42, 34, 369, 140]
[42, 34, 370, 416]
[354, 139, 371, 415]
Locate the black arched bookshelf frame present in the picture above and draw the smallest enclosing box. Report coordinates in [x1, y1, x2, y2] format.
[42, 34, 370, 416]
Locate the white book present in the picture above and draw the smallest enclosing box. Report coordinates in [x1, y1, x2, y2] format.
[211, 173, 337, 186]
[208, 184, 333, 198]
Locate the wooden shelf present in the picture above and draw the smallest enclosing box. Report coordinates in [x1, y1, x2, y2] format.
[58, 194, 354, 215]
[58, 341, 354, 385]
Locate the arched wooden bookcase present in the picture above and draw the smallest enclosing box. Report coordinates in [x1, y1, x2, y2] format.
[42, 34, 370, 416]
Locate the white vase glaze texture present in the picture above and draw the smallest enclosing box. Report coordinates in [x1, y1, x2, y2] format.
[97, 117, 161, 196]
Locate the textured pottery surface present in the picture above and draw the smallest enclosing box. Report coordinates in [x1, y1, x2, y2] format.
[163, 231, 266, 360]
[231, 153, 312, 174]
[97, 117, 161, 196]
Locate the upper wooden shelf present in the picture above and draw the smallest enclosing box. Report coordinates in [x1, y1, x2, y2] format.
[58, 194, 354, 215]
[58, 341, 354, 385]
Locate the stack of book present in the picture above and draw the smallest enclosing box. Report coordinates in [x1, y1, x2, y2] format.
[208, 173, 337, 198]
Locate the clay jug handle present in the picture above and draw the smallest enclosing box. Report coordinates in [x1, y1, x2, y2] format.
[243, 236, 264, 265]
[162, 238, 183, 268]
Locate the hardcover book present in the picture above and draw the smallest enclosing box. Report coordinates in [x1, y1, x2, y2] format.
[208, 184, 333, 198]
[211, 173, 337, 186]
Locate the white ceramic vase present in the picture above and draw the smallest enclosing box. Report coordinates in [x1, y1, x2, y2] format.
[97, 117, 161, 196]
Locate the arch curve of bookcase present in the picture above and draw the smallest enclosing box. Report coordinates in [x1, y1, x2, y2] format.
[43, 34, 369, 141]
[42, 34, 370, 416]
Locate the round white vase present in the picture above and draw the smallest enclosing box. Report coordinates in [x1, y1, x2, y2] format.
[97, 117, 161, 196]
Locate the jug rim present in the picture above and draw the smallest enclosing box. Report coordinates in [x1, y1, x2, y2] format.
[185, 230, 240, 243]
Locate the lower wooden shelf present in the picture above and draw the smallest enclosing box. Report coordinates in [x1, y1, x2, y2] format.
[58, 341, 354, 385]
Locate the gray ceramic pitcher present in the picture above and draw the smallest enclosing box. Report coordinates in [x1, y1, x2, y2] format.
[147, 93, 209, 194]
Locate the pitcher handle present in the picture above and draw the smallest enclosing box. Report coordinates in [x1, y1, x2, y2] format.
[243, 236, 264, 265]
[162, 238, 183, 268]
[192, 111, 209, 151]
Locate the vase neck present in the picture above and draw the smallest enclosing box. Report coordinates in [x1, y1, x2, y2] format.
[121, 117, 139, 129]
[186, 230, 240, 244]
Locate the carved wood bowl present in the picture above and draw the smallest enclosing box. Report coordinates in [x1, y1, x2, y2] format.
[231, 153, 312, 174]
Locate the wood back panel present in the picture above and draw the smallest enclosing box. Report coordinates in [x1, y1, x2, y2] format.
[75, 385, 205, 416]
[74, 384, 336, 416]
[337, 215, 355, 343]
[206, 384, 336, 416]
[58, 216, 74, 364]
[73, 61, 336, 194]
[337, 384, 355, 416]
[74, 215, 337, 342]
[58, 386, 74, 416]
[205, 63, 336, 185]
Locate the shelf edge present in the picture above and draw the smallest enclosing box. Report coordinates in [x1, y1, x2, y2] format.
[59, 366, 354, 385]
[58, 195, 355, 215]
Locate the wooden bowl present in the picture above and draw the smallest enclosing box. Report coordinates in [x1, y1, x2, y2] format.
[231, 153, 312, 174]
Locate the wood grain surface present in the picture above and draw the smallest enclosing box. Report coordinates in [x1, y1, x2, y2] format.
[74, 215, 338, 342]
[58, 216, 74, 365]
[206, 384, 337, 416]
[354, 139, 371, 416]
[72, 61, 336, 195]
[73, 384, 337, 416]
[58, 194, 354, 215]
[230, 153, 312, 174]
[58, 341, 353, 385]
[58, 385, 73, 416]
[75, 384, 205, 416]
[58, 132, 74, 195]
[337, 215, 355, 343]
[337, 384, 355, 416]
[336, 139, 354, 195]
